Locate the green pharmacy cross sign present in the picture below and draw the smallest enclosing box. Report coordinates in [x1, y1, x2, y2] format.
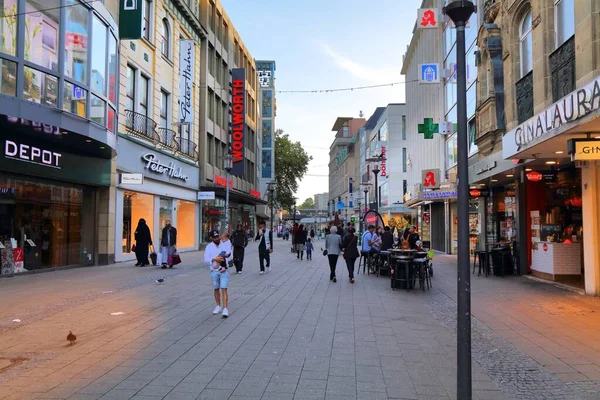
[418, 118, 439, 139]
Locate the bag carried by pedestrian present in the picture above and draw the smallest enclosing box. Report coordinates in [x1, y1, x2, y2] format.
[156, 251, 163, 266]
[171, 252, 182, 265]
[149, 246, 157, 266]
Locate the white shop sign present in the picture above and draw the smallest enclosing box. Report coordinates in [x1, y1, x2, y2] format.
[4, 140, 62, 169]
[197, 191, 216, 200]
[142, 153, 189, 182]
[179, 39, 195, 124]
[121, 173, 144, 185]
[503, 75, 600, 158]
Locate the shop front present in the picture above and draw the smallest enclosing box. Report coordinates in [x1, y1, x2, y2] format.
[0, 116, 112, 275]
[115, 138, 200, 262]
[501, 74, 600, 294]
[199, 174, 264, 243]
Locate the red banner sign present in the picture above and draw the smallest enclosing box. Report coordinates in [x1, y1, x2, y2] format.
[249, 189, 261, 199]
[380, 146, 387, 177]
[231, 68, 246, 176]
[215, 175, 233, 188]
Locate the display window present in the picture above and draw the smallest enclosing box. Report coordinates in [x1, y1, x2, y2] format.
[122, 191, 154, 254]
[177, 200, 196, 248]
[0, 175, 90, 273]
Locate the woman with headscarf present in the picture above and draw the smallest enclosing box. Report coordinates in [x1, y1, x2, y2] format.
[134, 218, 152, 266]
[295, 224, 307, 260]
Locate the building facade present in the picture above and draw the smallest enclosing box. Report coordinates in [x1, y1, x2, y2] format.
[328, 117, 365, 223]
[313, 193, 329, 211]
[401, 0, 449, 253]
[115, 0, 204, 262]
[473, 0, 600, 295]
[256, 59, 276, 225]
[197, 0, 263, 241]
[0, 0, 120, 274]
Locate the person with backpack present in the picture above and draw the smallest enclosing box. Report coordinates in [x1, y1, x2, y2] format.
[231, 224, 248, 274]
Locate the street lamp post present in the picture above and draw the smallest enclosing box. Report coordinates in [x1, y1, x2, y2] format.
[223, 154, 233, 233]
[443, 2, 475, 399]
[267, 183, 275, 250]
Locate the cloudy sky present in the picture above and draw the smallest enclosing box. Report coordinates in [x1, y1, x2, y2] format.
[221, 0, 422, 204]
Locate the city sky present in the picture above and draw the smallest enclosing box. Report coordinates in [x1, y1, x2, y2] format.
[221, 0, 422, 205]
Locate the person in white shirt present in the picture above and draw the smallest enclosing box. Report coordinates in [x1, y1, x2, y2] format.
[203, 230, 233, 318]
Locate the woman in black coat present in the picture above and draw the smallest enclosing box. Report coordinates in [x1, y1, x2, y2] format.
[295, 224, 307, 260]
[134, 218, 152, 266]
[342, 227, 359, 283]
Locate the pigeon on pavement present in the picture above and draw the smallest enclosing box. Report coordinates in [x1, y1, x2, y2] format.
[67, 331, 77, 345]
[156, 278, 165, 284]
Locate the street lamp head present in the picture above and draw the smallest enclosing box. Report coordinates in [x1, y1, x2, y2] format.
[372, 167, 380, 175]
[223, 153, 233, 171]
[443, 0, 475, 26]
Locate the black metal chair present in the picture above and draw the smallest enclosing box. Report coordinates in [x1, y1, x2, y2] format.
[412, 258, 430, 291]
[391, 256, 413, 291]
[379, 251, 392, 277]
[358, 250, 369, 274]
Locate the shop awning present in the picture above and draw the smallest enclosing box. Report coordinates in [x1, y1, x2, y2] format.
[200, 186, 268, 205]
[255, 211, 270, 220]
[379, 203, 416, 214]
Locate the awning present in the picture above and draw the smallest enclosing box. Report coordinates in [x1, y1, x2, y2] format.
[379, 203, 416, 214]
[255, 211, 270, 220]
[200, 186, 268, 205]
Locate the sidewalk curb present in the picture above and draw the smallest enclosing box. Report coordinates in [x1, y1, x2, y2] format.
[523, 274, 585, 295]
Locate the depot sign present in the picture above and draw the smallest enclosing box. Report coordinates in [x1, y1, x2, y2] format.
[503, 75, 600, 158]
[231, 68, 246, 176]
[4, 140, 62, 169]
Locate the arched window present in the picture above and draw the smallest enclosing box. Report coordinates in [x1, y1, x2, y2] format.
[161, 18, 170, 58]
[519, 10, 533, 77]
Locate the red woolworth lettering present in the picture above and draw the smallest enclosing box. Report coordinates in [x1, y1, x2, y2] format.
[231, 78, 245, 164]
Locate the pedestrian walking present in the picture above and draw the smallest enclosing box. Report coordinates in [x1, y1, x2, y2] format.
[342, 226, 359, 283]
[305, 238, 314, 260]
[294, 224, 307, 260]
[231, 224, 248, 274]
[255, 222, 272, 274]
[160, 219, 177, 269]
[134, 218, 152, 266]
[325, 226, 343, 282]
[204, 230, 232, 318]
[310, 228, 315, 241]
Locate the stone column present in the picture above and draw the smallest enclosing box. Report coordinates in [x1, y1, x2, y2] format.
[581, 163, 600, 296]
[97, 160, 117, 265]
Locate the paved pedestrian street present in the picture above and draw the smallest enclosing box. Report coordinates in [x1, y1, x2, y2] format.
[2, 239, 600, 400]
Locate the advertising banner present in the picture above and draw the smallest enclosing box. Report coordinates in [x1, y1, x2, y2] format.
[231, 68, 246, 176]
[179, 39, 194, 123]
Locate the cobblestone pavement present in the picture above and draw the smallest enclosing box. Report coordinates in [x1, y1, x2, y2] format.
[0, 239, 505, 400]
[429, 254, 600, 400]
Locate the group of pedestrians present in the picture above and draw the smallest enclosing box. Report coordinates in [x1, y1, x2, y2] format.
[292, 223, 316, 260]
[133, 218, 178, 269]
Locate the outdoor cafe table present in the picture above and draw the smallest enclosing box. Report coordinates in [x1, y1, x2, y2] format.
[390, 254, 415, 290]
[390, 249, 418, 255]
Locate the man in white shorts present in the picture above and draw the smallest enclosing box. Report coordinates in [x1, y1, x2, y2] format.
[204, 230, 232, 318]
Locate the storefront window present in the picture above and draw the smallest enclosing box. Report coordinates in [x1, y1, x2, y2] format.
[63, 81, 86, 117]
[23, 66, 58, 107]
[25, 0, 59, 71]
[0, 175, 86, 272]
[0, 0, 17, 56]
[122, 191, 154, 253]
[160, 198, 173, 228]
[177, 200, 196, 248]
[202, 198, 225, 241]
[91, 15, 107, 95]
[446, 133, 458, 169]
[65, 0, 89, 84]
[0, 58, 17, 96]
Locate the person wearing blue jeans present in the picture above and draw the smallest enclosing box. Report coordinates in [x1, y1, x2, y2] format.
[204, 230, 233, 318]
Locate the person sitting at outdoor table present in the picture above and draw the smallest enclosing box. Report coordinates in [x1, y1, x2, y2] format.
[361, 225, 380, 257]
[381, 226, 394, 251]
[407, 225, 420, 250]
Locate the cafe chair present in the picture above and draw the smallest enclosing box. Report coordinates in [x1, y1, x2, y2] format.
[358, 250, 369, 274]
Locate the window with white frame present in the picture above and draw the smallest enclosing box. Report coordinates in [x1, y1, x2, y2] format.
[142, 0, 152, 41]
[125, 65, 136, 112]
[555, 0, 575, 47]
[139, 75, 150, 117]
[159, 89, 169, 128]
[161, 19, 170, 58]
[519, 10, 533, 77]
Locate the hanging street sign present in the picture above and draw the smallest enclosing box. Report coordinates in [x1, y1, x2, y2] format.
[119, 0, 143, 40]
[419, 64, 440, 84]
[418, 118, 439, 139]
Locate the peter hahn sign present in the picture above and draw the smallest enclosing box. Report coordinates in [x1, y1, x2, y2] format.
[503, 75, 600, 158]
[142, 153, 189, 181]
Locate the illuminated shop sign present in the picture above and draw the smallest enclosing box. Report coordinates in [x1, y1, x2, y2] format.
[141, 153, 189, 181]
[4, 140, 62, 169]
[215, 175, 233, 188]
[231, 68, 246, 176]
[568, 139, 600, 161]
[250, 189, 261, 199]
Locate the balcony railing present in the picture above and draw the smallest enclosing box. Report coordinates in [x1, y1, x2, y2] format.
[550, 36, 575, 102]
[178, 137, 199, 161]
[125, 110, 157, 141]
[156, 127, 180, 151]
[515, 71, 533, 124]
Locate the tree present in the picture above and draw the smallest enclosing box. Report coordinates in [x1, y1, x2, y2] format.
[298, 197, 315, 210]
[274, 129, 312, 212]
